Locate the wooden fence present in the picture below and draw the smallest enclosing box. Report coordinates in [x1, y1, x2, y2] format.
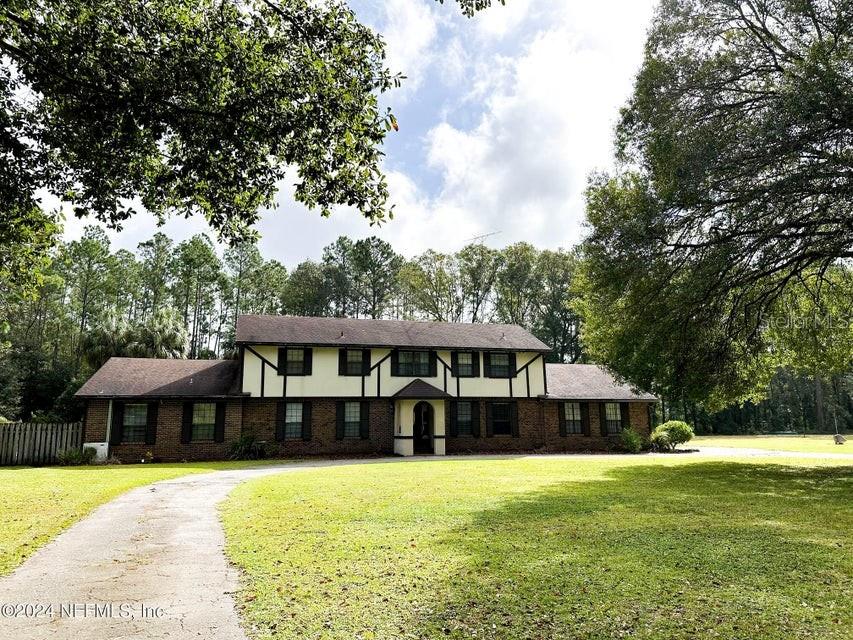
[0, 422, 83, 466]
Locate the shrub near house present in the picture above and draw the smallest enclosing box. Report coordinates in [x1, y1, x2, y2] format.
[76, 315, 657, 462]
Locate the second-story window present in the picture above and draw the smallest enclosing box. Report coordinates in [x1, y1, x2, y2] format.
[346, 349, 364, 375]
[278, 347, 312, 376]
[487, 352, 511, 378]
[452, 351, 479, 377]
[398, 350, 430, 376]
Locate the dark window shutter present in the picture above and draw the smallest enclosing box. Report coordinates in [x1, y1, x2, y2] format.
[338, 349, 347, 375]
[109, 401, 124, 445]
[391, 350, 399, 376]
[599, 402, 607, 436]
[302, 402, 312, 441]
[181, 402, 193, 444]
[620, 403, 629, 430]
[428, 351, 437, 377]
[359, 401, 370, 439]
[303, 348, 313, 375]
[581, 402, 591, 436]
[483, 352, 492, 377]
[145, 401, 158, 445]
[485, 402, 494, 437]
[558, 402, 567, 437]
[449, 401, 459, 437]
[471, 401, 481, 437]
[510, 402, 519, 438]
[471, 352, 481, 377]
[275, 401, 286, 441]
[508, 353, 517, 378]
[214, 402, 226, 442]
[277, 347, 286, 374]
[335, 401, 345, 439]
[450, 352, 458, 377]
[362, 349, 371, 376]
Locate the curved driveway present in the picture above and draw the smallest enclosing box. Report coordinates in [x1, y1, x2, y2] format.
[0, 450, 850, 639]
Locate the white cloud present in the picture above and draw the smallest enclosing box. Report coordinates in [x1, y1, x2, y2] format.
[377, 0, 439, 97]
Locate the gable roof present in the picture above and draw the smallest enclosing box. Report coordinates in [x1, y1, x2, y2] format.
[235, 315, 551, 352]
[75, 358, 241, 399]
[393, 379, 452, 399]
[545, 364, 657, 402]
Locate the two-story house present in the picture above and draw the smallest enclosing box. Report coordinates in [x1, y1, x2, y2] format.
[76, 315, 657, 461]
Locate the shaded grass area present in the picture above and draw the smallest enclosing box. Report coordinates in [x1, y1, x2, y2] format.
[692, 434, 849, 454]
[222, 457, 852, 640]
[0, 459, 279, 575]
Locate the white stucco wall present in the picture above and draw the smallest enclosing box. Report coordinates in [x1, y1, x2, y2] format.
[241, 346, 546, 399]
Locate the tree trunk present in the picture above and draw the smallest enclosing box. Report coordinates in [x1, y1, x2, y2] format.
[814, 376, 824, 434]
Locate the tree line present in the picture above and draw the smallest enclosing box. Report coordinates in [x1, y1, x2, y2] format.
[1, 224, 849, 435]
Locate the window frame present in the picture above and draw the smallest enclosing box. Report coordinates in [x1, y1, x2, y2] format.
[344, 349, 364, 376]
[343, 401, 362, 439]
[396, 350, 431, 377]
[453, 351, 478, 378]
[456, 401, 474, 436]
[191, 402, 217, 442]
[564, 402, 583, 435]
[121, 403, 148, 443]
[284, 402, 304, 440]
[491, 402, 513, 436]
[604, 402, 622, 435]
[485, 351, 515, 378]
[285, 348, 306, 376]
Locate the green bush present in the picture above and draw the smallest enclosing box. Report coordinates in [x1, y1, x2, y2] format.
[229, 434, 267, 460]
[651, 420, 694, 451]
[620, 427, 644, 453]
[56, 446, 97, 466]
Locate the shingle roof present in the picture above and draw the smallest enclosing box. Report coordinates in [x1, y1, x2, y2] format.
[393, 379, 452, 399]
[235, 315, 551, 352]
[545, 364, 657, 401]
[75, 358, 241, 399]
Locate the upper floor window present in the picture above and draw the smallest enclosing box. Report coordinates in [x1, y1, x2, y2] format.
[563, 402, 583, 435]
[339, 348, 370, 376]
[485, 352, 515, 378]
[452, 351, 479, 377]
[192, 402, 216, 441]
[604, 402, 622, 435]
[122, 403, 148, 442]
[278, 347, 312, 376]
[396, 350, 431, 377]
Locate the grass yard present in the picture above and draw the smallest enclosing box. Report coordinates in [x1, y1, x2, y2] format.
[0, 459, 279, 575]
[222, 456, 852, 640]
[691, 434, 850, 455]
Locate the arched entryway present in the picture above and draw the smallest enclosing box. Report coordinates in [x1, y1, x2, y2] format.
[413, 401, 434, 454]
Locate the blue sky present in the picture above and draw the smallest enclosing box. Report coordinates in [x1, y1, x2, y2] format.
[61, 0, 659, 263]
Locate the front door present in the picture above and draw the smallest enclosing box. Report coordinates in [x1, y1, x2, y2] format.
[413, 401, 434, 454]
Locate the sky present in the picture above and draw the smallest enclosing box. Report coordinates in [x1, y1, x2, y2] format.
[60, 0, 659, 264]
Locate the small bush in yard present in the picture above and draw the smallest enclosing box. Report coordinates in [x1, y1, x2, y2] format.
[56, 446, 97, 466]
[229, 434, 267, 460]
[651, 420, 694, 451]
[620, 427, 644, 453]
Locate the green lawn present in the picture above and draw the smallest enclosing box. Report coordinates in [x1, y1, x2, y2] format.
[222, 457, 852, 640]
[0, 460, 279, 575]
[691, 434, 850, 455]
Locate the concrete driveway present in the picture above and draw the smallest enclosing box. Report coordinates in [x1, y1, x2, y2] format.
[0, 450, 850, 639]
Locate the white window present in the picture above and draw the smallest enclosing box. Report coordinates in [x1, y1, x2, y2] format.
[605, 402, 622, 435]
[284, 402, 303, 439]
[489, 352, 510, 378]
[456, 352, 476, 377]
[564, 402, 583, 434]
[344, 402, 361, 438]
[345, 349, 364, 376]
[285, 348, 305, 375]
[456, 401, 473, 436]
[122, 404, 147, 442]
[192, 403, 216, 441]
[397, 351, 430, 376]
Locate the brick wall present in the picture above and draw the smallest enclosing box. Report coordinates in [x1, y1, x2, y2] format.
[242, 399, 393, 457]
[86, 399, 242, 462]
[84, 397, 654, 461]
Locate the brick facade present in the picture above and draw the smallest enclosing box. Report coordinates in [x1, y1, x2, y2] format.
[84, 397, 653, 462]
